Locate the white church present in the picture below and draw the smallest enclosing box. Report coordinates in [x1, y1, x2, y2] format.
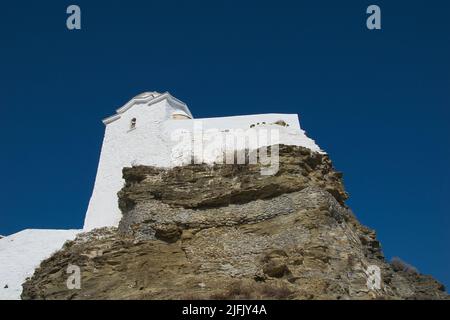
[84, 91, 322, 230]
[0, 91, 322, 299]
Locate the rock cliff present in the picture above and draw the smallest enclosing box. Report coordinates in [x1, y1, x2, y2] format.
[21, 145, 448, 300]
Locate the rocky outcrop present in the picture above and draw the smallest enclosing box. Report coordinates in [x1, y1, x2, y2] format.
[118, 145, 348, 211]
[21, 146, 448, 300]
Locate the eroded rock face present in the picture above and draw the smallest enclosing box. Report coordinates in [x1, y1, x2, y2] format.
[21, 146, 448, 300]
[117, 145, 348, 212]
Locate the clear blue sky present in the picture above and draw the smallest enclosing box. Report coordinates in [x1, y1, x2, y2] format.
[1, 1, 449, 290]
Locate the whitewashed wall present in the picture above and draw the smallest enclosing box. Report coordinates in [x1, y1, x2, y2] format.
[84, 99, 172, 230]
